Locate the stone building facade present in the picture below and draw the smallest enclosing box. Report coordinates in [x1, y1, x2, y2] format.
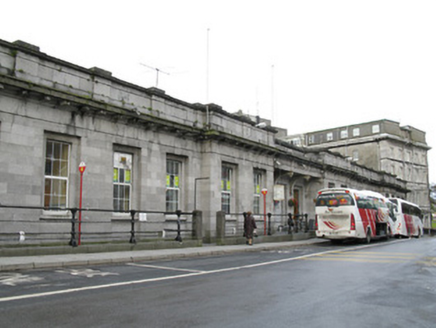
[0, 39, 410, 243]
[282, 120, 431, 215]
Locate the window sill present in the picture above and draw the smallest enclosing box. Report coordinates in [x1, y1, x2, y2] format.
[164, 214, 187, 222]
[40, 213, 71, 222]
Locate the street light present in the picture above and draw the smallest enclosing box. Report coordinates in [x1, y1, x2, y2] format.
[78, 161, 86, 246]
[261, 188, 268, 235]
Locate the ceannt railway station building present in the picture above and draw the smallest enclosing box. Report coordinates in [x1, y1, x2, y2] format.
[0, 39, 425, 244]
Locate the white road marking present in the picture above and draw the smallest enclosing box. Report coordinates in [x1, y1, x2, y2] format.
[55, 269, 119, 278]
[126, 263, 205, 273]
[0, 241, 402, 303]
[0, 273, 43, 287]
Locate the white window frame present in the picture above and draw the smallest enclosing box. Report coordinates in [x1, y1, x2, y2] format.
[340, 130, 348, 139]
[113, 152, 133, 213]
[166, 159, 182, 212]
[308, 135, 315, 144]
[253, 171, 262, 214]
[352, 150, 359, 161]
[372, 124, 380, 134]
[221, 165, 233, 214]
[353, 128, 360, 137]
[44, 139, 71, 211]
[326, 132, 333, 141]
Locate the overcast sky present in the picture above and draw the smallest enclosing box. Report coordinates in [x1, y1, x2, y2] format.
[2, 0, 436, 182]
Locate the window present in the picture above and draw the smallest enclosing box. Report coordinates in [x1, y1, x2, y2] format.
[308, 135, 315, 144]
[352, 150, 359, 161]
[340, 130, 348, 139]
[113, 152, 132, 212]
[372, 124, 380, 134]
[221, 166, 232, 214]
[316, 193, 355, 207]
[44, 140, 70, 208]
[253, 171, 262, 214]
[353, 128, 360, 137]
[166, 159, 181, 212]
[291, 138, 301, 146]
[326, 132, 333, 141]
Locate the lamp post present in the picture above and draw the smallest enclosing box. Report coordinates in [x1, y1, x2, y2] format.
[78, 161, 86, 246]
[261, 188, 268, 235]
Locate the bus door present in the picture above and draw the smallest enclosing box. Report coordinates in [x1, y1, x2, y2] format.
[404, 213, 415, 236]
[355, 194, 377, 237]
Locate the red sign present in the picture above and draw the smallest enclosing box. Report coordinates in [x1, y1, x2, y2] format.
[79, 161, 86, 174]
[261, 188, 268, 196]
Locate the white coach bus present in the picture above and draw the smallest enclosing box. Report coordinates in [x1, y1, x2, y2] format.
[315, 188, 391, 244]
[389, 198, 424, 238]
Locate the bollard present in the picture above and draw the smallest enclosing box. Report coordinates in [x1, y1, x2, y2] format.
[294, 215, 299, 233]
[242, 212, 247, 237]
[216, 211, 226, 242]
[69, 208, 78, 247]
[175, 210, 182, 242]
[192, 210, 203, 240]
[130, 210, 137, 244]
[267, 213, 272, 235]
[304, 214, 308, 232]
[287, 213, 293, 234]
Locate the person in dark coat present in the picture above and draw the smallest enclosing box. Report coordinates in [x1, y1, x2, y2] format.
[244, 211, 257, 246]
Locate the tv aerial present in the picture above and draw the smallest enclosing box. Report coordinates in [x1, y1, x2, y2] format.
[140, 63, 170, 87]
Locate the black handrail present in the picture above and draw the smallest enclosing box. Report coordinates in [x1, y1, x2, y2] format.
[0, 204, 194, 247]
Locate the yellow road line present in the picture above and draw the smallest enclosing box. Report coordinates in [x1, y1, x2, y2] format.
[304, 257, 410, 263]
[304, 251, 432, 264]
[337, 251, 420, 256]
[323, 254, 418, 259]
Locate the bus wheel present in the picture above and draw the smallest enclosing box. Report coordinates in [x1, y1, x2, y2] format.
[365, 229, 371, 244]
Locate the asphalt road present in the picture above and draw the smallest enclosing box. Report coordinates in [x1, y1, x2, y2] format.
[1, 237, 435, 328]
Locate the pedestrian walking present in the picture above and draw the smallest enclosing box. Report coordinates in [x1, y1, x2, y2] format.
[244, 211, 257, 246]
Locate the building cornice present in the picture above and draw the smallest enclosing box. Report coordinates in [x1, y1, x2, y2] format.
[308, 133, 430, 151]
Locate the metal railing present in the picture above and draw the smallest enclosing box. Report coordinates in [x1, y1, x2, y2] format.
[0, 204, 200, 247]
[221, 212, 311, 238]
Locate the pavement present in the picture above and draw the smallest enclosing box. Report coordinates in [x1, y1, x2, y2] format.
[0, 238, 328, 272]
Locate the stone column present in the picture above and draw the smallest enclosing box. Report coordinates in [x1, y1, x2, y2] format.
[192, 210, 203, 240]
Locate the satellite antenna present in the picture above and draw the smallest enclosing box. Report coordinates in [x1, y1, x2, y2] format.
[271, 64, 275, 124]
[140, 63, 170, 87]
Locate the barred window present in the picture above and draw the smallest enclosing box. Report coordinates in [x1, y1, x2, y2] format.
[166, 159, 181, 212]
[44, 140, 70, 208]
[113, 152, 132, 212]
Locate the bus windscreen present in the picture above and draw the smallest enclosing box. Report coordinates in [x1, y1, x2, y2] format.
[316, 193, 355, 207]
